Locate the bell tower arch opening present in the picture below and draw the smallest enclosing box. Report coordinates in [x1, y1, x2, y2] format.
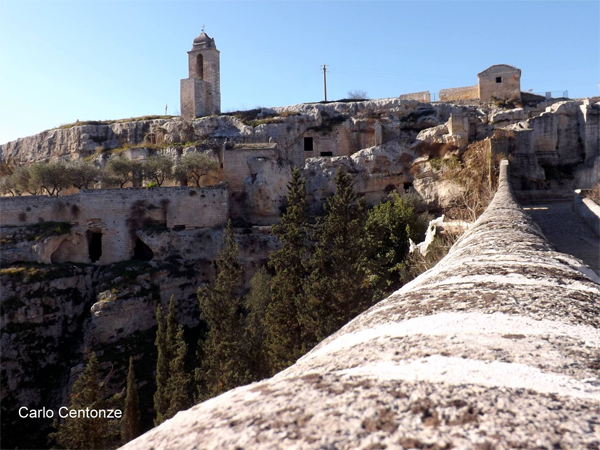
[195, 54, 204, 79]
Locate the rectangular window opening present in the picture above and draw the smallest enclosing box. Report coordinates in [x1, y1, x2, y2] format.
[320, 151, 333, 157]
[87, 231, 102, 263]
[303, 137, 314, 151]
[496, 77, 502, 83]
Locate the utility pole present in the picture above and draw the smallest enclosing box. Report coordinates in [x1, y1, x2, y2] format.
[322, 64, 328, 102]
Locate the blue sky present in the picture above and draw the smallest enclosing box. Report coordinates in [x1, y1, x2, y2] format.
[0, 0, 598, 144]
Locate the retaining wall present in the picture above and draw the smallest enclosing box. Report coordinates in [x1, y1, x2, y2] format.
[122, 160, 600, 449]
[399, 91, 431, 102]
[438, 85, 478, 102]
[574, 189, 600, 237]
[0, 186, 228, 264]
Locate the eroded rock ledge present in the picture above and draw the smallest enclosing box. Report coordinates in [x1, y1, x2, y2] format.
[122, 161, 600, 450]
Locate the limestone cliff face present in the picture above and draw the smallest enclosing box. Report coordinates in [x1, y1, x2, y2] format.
[121, 161, 600, 450]
[0, 228, 278, 449]
[0, 119, 171, 167]
[1, 264, 97, 449]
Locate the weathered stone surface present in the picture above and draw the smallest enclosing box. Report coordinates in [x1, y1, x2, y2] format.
[244, 157, 292, 218]
[0, 119, 171, 167]
[412, 175, 463, 209]
[121, 161, 600, 449]
[489, 107, 526, 124]
[303, 141, 416, 206]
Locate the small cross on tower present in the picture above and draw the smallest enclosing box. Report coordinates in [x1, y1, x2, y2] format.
[202, 24, 205, 32]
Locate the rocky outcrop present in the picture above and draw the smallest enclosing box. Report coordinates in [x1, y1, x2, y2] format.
[412, 175, 463, 209]
[1, 264, 97, 449]
[245, 157, 292, 219]
[304, 141, 417, 205]
[122, 161, 600, 449]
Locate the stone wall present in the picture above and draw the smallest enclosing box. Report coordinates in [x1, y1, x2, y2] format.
[121, 160, 600, 449]
[399, 91, 431, 102]
[438, 85, 478, 101]
[0, 186, 228, 264]
[580, 98, 600, 163]
[222, 147, 279, 191]
[574, 190, 600, 237]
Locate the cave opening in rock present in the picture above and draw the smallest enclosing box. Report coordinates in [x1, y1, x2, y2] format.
[88, 231, 102, 263]
[133, 237, 154, 261]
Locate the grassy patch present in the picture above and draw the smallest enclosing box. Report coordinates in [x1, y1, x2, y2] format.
[223, 109, 300, 127]
[28, 221, 72, 241]
[56, 115, 175, 130]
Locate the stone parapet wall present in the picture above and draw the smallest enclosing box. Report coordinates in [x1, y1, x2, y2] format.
[399, 91, 431, 102]
[574, 190, 600, 237]
[0, 195, 82, 226]
[439, 85, 478, 101]
[122, 160, 600, 449]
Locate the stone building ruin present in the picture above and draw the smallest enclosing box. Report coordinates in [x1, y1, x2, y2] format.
[477, 64, 521, 103]
[405, 64, 522, 103]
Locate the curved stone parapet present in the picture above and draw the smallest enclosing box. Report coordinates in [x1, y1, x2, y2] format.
[122, 161, 600, 450]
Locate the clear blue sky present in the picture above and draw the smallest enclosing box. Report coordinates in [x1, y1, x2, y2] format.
[0, 1, 598, 144]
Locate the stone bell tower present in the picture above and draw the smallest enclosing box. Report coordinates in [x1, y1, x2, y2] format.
[180, 30, 221, 120]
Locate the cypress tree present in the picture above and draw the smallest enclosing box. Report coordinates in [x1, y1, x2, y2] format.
[305, 168, 371, 341]
[154, 296, 190, 425]
[264, 168, 312, 373]
[50, 351, 120, 449]
[153, 303, 169, 425]
[244, 266, 272, 379]
[121, 357, 140, 444]
[196, 220, 249, 399]
[165, 319, 190, 419]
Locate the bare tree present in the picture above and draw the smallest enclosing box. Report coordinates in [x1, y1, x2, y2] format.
[347, 90, 369, 100]
[174, 152, 218, 187]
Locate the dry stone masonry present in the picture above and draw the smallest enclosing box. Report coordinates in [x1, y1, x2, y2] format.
[121, 160, 600, 450]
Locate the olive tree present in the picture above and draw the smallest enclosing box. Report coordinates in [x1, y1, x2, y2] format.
[174, 152, 218, 187]
[12, 166, 43, 195]
[104, 157, 138, 188]
[30, 161, 70, 196]
[0, 174, 20, 196]
[67, 160, 101, 189]
[142, 154, 174, 187]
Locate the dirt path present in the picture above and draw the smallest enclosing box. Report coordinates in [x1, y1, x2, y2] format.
[522, 201, 599, 276]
